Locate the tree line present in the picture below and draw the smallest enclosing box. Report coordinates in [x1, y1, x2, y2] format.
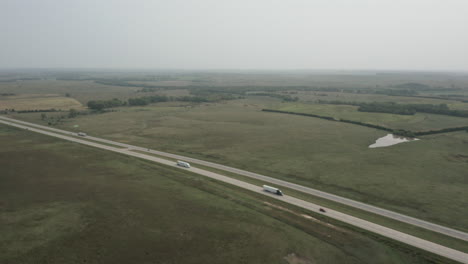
[317, 100, 468, 117]
[262, 109, 468, 137]
[0, 108, 61, 114]
[86, 94, 238, 111]
[248, 92, 299, 102]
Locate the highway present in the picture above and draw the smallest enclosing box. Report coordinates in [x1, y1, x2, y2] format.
[1, 117, 467, 263]
[1, 116, 467, 243]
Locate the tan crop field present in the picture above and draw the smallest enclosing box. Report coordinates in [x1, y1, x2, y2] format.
[0, 94, 83, 110]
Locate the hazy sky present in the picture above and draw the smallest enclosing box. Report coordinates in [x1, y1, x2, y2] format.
[1, 0, 467, 70]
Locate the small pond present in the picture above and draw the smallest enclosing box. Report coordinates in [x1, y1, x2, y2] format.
[369, 134, 419, 148]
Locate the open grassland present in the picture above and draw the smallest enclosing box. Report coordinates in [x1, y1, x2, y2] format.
[0, 94, 83, 110]
[9, 97, 468, 233]
[0, 125, 444, 264]
[276, 103, 468, 131]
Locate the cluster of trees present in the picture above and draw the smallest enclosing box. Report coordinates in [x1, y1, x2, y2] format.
[87, 94, 237, 110]
[0, 109, 16, 114]
[318, 100, 468, 117]
[87, 98, 126, 110]
[128, 95, 215, 106]
[374, 89, 418, 96]
[0, 93, 15, 96]
[358, 102, 420, 115]
[127, 95, 239, 106]
[16, 109, 59, 113]
[39, 108, 88, 126]
[360, 103, 468, 117]
[1, 109, 62, 114]
[39, 112, 66, 126]
[414, 126, 468, 136]
[128, 95, 170, 106]
[250, 92, 299, 102]
[94, 80, 139, 87]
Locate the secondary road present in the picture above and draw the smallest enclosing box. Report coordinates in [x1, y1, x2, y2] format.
[1, 116, 467, 243]
[1, 118, 467, 263]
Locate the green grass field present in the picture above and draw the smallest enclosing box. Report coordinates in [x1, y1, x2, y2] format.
[0, 125, 445, 264]
[9, 96, 468, 233]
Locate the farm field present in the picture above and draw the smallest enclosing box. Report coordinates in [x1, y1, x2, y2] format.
[8, 95, 468, 233]
[0, 94, 83, 111]
[0, 125, 440, 264]
[0, 80, 141, 103]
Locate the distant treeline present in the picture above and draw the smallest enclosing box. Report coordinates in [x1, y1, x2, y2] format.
[86, 94, 238, 111]
[392, 82, 462, 91]
[373, 89, 418, 96]
[248, 92, 298, 102]
[0, 108, 62, 114]
[127, 95, 211, 106]
[0, 77, 41, 82]
[0, 93, 16, 96]
[317, 100, 468, 117]
[262, 109, 468, 137]
[90, 78, 468, 100]
[94, 79, 166, 89]
[94, 79, 188, 90]
[87, 98, 127, 110]
[17, 109, 62, 113]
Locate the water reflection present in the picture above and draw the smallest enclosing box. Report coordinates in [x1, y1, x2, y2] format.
[369, 134, 419, 148]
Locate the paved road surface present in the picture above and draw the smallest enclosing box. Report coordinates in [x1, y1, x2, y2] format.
[1, 119, 468, 263]
[1, 116, 467, 243]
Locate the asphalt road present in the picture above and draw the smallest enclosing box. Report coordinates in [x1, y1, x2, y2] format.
[1, 118, 467, 263]
[1, 116, 467, 243]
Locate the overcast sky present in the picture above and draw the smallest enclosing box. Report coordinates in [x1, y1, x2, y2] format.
[1, 0, 467, 71]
